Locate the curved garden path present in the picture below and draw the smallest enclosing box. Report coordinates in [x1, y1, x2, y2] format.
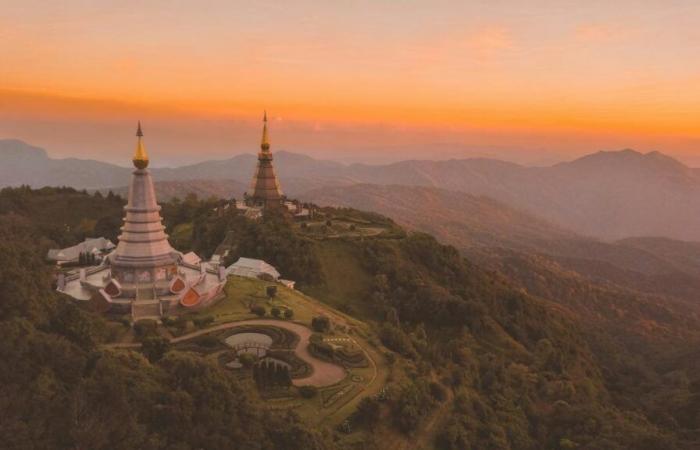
[111, 319, 347, 387]
[175, 319, 346, 387]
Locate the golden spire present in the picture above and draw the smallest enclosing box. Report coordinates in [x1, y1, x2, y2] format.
[260, 111, 270, 152]
[133, 121, 149, 169]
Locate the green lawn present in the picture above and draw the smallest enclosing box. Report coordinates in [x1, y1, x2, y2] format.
[305, 240, 374, 319]
[189, 276, 329, 326]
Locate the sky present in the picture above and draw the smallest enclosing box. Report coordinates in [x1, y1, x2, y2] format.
[2, 0, 700, 167]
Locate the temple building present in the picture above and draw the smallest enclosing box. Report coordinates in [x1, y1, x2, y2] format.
[47, 237, 115, 266]
[244, 112, 284, 210]
[57, 123, 226, 320]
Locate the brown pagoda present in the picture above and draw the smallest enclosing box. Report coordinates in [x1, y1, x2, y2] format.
[245, 112, 283, 209]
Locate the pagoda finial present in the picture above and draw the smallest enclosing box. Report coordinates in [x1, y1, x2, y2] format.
[260, 111, 270, 152]
[133, 121, 149, 169]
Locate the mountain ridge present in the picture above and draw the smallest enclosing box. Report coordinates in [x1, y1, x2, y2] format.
[4, 139, 700, 240]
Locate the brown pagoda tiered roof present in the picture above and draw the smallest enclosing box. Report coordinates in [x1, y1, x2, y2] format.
[248, 111, 283, 209]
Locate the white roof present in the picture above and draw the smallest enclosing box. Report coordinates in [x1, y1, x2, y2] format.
[47, 237, 116, 262]
[182, 252, 202, 265]
[226, 257, 280, 279]
[279, 279, 296, 289]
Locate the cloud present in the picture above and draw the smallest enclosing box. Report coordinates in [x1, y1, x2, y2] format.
[465, 26, 515, 59]
[574, 24, 624, 43]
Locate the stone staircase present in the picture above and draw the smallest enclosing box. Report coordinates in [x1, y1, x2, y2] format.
[131, 300, 162, 322]
[131, 284, 161, 322]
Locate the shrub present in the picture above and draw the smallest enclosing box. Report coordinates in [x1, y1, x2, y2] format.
[133, 319, 158, 339]
[266, 285, 277, 299]
[192, 315, 214, 329]
[299, 385, 318, 399]
[318, 342, 335, 358]
[284, 308, 294, 319]
[258, 272, 275, 282]
[161, 316, 175, 326]
[384, 351, 396, 365]
[271, 306, 281, 318]
[238, 352, 257, 368]
[251, 305, 266, 317]
[197, 335, 219, 348]
[311, 315, 331, 333]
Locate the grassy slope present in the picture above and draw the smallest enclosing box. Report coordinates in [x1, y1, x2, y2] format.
[306, 239, 374, 318]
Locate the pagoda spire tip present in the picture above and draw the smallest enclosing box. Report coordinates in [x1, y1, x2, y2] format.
[260, 111, 270, 151]
[133, 121, 149, 169]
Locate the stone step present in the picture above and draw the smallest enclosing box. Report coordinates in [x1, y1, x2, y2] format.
[131, 301, 162, 321]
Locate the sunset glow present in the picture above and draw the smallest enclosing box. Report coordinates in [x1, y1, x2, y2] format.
[2, 1, 700, 165]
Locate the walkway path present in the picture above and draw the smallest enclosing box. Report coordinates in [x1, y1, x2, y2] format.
[108, 319, 347, 387]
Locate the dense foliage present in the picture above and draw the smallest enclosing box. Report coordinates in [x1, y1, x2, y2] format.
[2, 187, 698, 449]
[0, 186, 124, 246]
[344, 233, 678, 449]
[219, 209, 324, 286]
[0, 188, 333, 450]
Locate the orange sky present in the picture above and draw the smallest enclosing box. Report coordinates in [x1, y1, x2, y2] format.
[2, 1, 700, 166]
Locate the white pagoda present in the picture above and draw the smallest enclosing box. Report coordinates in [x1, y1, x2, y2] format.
[58, 123, 226, 320]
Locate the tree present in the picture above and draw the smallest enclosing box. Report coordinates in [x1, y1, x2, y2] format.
[273, 363, 282, 386]
[266, 285, 278, 299]
[251, 305, 266, 317]
[141, 336, 170, 362]
[281, 366, 292, 388]
[386, 307, 400, 326]
[352, 397, 381, 430]
[284, 308, 294, 319]
[299, 385, 318, 399]
[253, 362, 261, 386]
[271, 306, 281, 318]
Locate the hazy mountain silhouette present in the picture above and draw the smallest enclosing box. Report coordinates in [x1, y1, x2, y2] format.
[300, 183, 577, 250]
[4, 138, 700, 240]
[103, 179, 249, 202]
[303, 182, 700, 309]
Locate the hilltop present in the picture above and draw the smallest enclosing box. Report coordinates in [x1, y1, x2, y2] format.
[2, 186, 697, 448]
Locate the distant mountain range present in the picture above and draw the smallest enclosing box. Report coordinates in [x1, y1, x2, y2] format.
[303, 182, 700, 309]
[301, 183, 577, 251]
[3, 138, 700, 241]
